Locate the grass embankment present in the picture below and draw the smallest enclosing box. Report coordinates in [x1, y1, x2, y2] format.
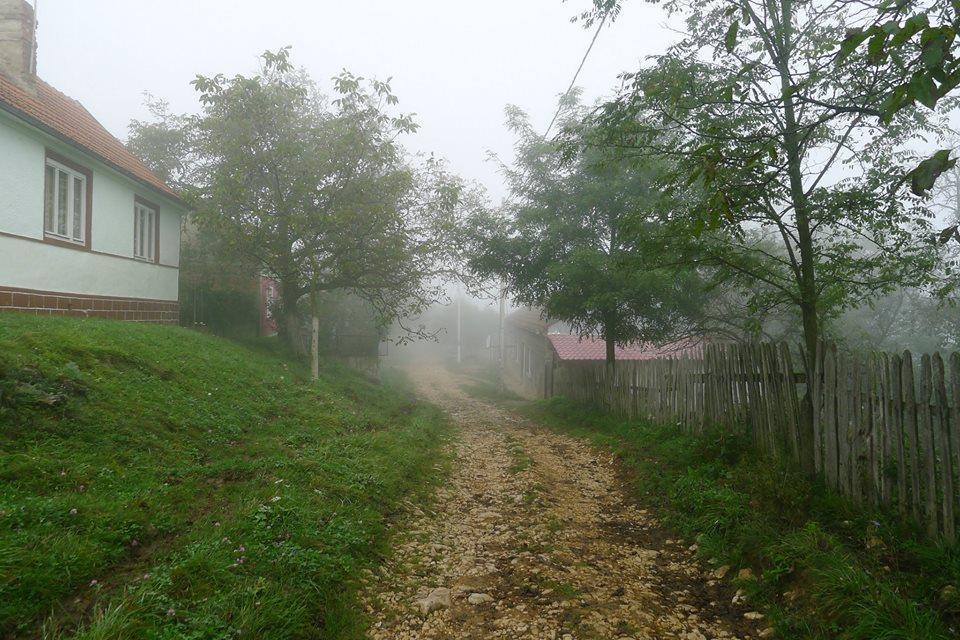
[523, 397, 960, 640]
[0, 315, 450, 639]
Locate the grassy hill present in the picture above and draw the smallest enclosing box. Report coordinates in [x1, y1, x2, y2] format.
[0, 315, 450, 639]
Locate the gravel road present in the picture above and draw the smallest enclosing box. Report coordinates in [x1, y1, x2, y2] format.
[361, 366, 767, 640]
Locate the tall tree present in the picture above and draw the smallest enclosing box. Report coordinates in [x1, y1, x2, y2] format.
[581, 0, 947, 382]
[139, 49, 469, 343]
[469, 98, 706, 366]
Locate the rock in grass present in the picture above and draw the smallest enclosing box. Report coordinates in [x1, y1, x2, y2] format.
[713, 565, 731, 580]
[417, 587, 452, 615]
[939, 584, 959, 611]
[467, 592, 494, 605]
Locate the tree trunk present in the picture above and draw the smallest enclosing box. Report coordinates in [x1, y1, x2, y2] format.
[311, 313, 320, 380]
[602, 308, 618, 377]
[276, 276, 303, 351]
[605, 334, 616, 369]
[777, 0, 818, 470]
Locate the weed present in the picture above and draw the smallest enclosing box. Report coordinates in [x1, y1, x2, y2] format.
[505, 435, 533, 474]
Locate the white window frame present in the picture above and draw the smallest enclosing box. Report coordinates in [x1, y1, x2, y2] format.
[133, 201, 157, 262]
[43, 158, 87, 245]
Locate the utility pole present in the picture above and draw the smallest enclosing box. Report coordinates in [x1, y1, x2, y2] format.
[456, 290, 462, 365]
[310, 292, 319, 381]
[498, 285, 506, 392]
[498, 288, 505, 365]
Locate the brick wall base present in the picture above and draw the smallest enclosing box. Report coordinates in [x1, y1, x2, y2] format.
[0, 286, 179, 324]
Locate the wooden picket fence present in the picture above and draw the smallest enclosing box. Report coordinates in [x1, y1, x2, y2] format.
[549, 341, 960, 543]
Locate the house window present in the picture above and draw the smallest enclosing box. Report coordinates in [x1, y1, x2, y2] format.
[43, 159, 87, 244]
[134, 200, 157, 261]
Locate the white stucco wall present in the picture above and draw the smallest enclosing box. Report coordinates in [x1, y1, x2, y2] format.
[0, 115, 44, 239]
[0, 111, 185, 301]
[0, 234, 179, 300]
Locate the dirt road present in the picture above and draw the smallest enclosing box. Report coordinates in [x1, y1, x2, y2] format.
[360, 367, 766, 639]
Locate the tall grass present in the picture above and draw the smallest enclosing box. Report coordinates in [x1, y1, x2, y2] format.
[0, 315, 450, 639]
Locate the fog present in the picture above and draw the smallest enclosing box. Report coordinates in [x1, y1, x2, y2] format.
[36, 0, 676, 202]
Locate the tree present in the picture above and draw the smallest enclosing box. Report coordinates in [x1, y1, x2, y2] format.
[127, 95, 199, 192]
[469, 98, 706, 366]
[128, 97, 257, 333]
[833, 1, 960, 198]
[580, 0, 947, 384]
[150, 49, 469, 344]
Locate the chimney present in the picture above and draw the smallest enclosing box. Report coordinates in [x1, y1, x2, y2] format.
[0, 0, 36, 90]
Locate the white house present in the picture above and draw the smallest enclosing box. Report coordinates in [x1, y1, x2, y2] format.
[0, 0, 186, 323]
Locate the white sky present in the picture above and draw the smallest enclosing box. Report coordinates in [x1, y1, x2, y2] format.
[35, 0, 678, 203]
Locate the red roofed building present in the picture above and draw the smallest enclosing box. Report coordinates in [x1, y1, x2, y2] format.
[546, 335, 701, 362]
[0, 0, 187, 322]
[503, 306, 701, 399]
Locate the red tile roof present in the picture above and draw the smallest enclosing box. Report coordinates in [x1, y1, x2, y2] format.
[0, 74, 182, 203]
[547, 334, 701, 361]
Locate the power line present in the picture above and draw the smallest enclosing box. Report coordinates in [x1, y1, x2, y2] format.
[543, 11, 610, 139]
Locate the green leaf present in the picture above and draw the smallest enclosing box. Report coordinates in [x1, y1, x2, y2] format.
[921, 32, 949, 70]
[725, 21, 739, 53]
[909, 149, 956, 197]
[909, 72, 938, 109]
[867, 32, 888, 65]
[890, 14, 929, 47]
[838, 28, 869, 61]
[938, 225, 959, 245]
[880, 84, 912, 123]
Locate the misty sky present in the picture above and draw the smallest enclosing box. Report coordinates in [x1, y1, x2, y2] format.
[34, 0, 677, 203]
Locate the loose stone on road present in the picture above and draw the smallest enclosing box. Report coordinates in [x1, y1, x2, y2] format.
[361, 366, 765, 639]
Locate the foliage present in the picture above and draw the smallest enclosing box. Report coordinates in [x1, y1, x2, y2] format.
[577, 0, 948, 373]
[179, 285, 260, 338]
[838, 1, 958, 124]
[831, 286, 960, 352]
[130, 48, 477, 344]
[469, 96, 707, 364]
[0, 315, 450, 639]
[524, 396, 960, 639]
[127, 95, 199, 193]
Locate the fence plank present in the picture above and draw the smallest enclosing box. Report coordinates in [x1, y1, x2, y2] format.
[890, 353, 908, 519]
[837, 353, 852, 497]
[813, 341, 824, 474]
[920, 355, 939, 538]
[952, 353, 960, 537]
[878, 353, 893, 507]
[824, 344, 839, 491]
[934, 354, 955, 542]
[903, 352, 922, 523]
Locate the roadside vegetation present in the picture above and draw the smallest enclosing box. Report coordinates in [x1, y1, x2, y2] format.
[0, 315, 450, 640]
[521, 397, 960, 639]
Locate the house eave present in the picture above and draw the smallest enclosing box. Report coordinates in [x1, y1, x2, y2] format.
[0, 99, 188, 211]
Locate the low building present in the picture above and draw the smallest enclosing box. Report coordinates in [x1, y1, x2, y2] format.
[503, 307, 701, 399]
[503, 308, 555, 399]
[0, 0, 187, 322]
